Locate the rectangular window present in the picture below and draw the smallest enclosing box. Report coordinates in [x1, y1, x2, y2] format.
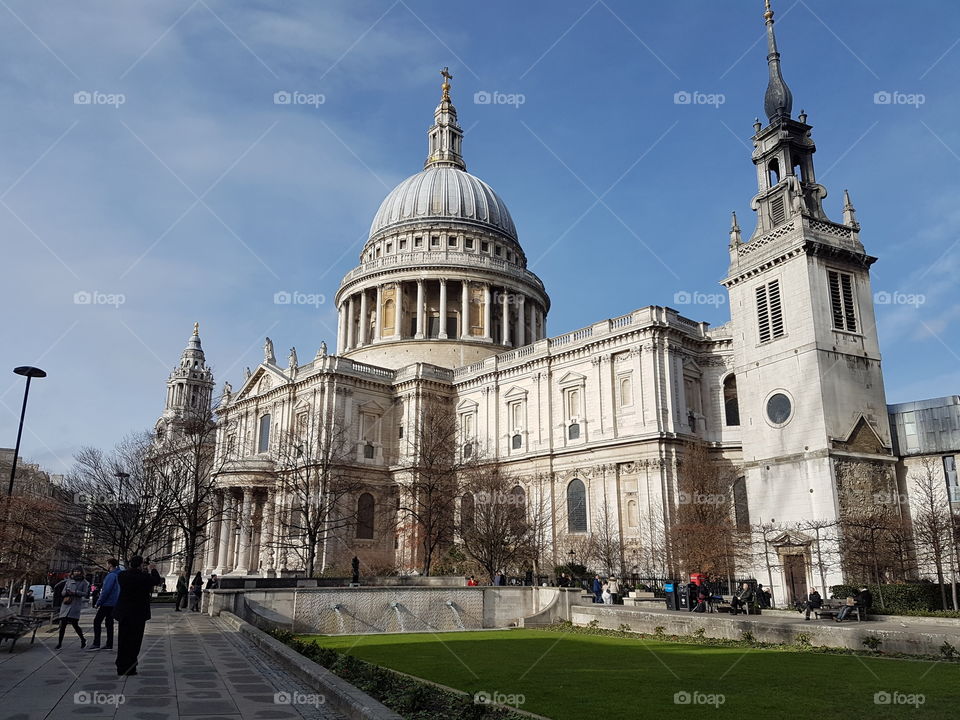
[756, 279, 785, 343]
[510, 401, 523, 430]
[567, 388, 580, 419]
[448, 237, 457, 248]
[481, 241, 489, 252]
[494, 245, 502, 257]
[386, 242, 392, 254]
[618, 374, 633, 407]
[257, 414, 271, 453]
[828, 270, 858, 332]
[399, 239, 407, 250]
[431, 235, 440, 247]
[296, 412, 308, 438]
[414, 236, 422, 247]
[771, 195, 786, 225]
[465, 238, 474, 249]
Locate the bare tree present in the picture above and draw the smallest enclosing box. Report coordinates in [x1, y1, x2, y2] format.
[0, 494, 68, 608]
[460, 464, 531, 583]
[910, 457, 953, 609]
[67, 434, 176, 565]
[397, 397, 468, 575]
[590, 492, 625, 577]
[149, 409, 225, 578]
[668, 442, 738, 577]
[794, 518, 841, 596]
[271, 416, 362, 578]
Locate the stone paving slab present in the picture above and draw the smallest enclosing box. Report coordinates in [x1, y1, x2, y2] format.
[0, 608, 346, 720]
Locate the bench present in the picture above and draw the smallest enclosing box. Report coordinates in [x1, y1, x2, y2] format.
[814, 605, 866, 622]
[0, 616, 44, 652]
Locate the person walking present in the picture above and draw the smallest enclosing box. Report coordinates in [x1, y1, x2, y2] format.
[608, 576, 621, 605]
[55, 567, 90, 650]
[149, 563, 164, 592]
[174, 571, 188, 611]
[114, 556, 157, 676]
[188, 572, 203, 612]
[88, 558, 120, 651]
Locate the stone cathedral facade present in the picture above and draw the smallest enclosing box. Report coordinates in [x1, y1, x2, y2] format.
[156, 6, 913, 605]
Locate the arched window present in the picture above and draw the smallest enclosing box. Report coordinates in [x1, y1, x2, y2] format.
[567, 479, 587, 533]
[627, 499, 639, 528]
[568, 423, 580, 440]
[257, 413, 271, 453]
[768, 158, 780, 186]
[723, 375, 740, 427]
[356, 493, 375, 539]
[461, 493, 475, 534]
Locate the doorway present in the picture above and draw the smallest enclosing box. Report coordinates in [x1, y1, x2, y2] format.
[782, 554, 807, 606]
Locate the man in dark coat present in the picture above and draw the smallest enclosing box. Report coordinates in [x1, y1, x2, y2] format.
[174, 571, 188, 611]
[803, 588, 823, 620]
[114, 555, 159, 676]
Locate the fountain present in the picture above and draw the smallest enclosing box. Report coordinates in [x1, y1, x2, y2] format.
[330, 603, 346, 634]
[390, 601, 406, 632]
[445, 599, 465, 630]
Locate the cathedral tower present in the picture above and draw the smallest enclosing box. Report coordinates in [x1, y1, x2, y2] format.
[722, 1, 895, 600]
[157, 323, 215, 440]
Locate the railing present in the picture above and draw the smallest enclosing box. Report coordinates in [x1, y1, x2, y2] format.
[339, 249, 546, 291]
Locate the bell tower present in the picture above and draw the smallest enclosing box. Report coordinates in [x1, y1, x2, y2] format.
[722, 1, 895, 596]
[157, 323, 215, 442]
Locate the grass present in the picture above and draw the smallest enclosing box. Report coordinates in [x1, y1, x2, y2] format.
[301, 628, 960, 718]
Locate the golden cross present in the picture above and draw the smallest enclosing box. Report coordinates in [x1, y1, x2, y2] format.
[440, 67, 453, 82]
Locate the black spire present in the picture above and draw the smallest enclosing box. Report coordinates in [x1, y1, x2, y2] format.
[763, 0, 793, 122]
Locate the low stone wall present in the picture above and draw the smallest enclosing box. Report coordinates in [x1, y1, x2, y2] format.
[571, 605, 960, 656]
[205, 585, 582, 635]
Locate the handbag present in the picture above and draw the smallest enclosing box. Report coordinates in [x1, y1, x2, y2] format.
[62, 595, 73, 605]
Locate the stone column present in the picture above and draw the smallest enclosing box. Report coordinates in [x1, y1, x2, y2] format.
[337, 304, 345, 352]
[501, 288, 511, 346]
[235, 488, 253, 574]
[346, 295, 356, 349]
[482, 283, 492, 340]
[529, 301, 537, 342]
[415, 280, 425, 339]
[394, 282, 404, 338]
[358, 290, 369, 347]
[517, 294, 526, 346]
[204, 494, 220, 571]
[374, 285, 383, 341]
[461, 280, 470, 339]
[540, 309, 546, 339]
[260, 491, 275, 576]
[272, 490, 284, 574]
[438, 278, 448, 339]
[217, 491, 233, 573]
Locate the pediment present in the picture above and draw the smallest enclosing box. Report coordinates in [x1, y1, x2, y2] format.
[503, 385, 529, 400]
[358, 400, 385, 414]
[457, 398, 479, 412]
[232, 365, 288, 403]
[835, 415, 889, 455]
[558, 371, 586, 388]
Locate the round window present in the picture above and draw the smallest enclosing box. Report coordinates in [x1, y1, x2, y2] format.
[766, 393, 793, 425]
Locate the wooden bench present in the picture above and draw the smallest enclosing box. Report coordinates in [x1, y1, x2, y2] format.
[815, 605, 866, 622]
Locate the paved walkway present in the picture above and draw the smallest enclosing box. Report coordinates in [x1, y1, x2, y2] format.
[0, 608, 346, 720]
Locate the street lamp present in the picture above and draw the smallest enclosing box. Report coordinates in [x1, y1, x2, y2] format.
[8, 366, 46, 497]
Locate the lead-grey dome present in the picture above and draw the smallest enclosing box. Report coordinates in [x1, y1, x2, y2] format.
[369, 166, 517, 241]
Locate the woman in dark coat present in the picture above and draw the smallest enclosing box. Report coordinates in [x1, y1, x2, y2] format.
[188, 572, 203, 612]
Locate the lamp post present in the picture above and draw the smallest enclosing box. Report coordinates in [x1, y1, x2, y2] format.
[7, 366, 47, 497]
[114, 470, 130, 560]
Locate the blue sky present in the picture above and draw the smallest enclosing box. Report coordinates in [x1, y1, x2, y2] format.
[2, 0, 959, 474]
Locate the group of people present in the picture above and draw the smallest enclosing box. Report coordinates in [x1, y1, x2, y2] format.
[799, 586, 873, 621]
[590, 575, 622, 604]
[50, 558, 216, 677]
[174, 571, 219, 611]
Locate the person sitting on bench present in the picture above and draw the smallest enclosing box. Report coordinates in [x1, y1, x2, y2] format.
[802, 588, 822, 621]
[730, 582, 754, 615]
[837, 587, 872, 622]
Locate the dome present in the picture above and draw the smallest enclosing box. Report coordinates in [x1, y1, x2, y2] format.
[369, 166, 517, 241]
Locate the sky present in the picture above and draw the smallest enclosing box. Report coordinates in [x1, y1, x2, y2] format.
[2, 0, 959, 475]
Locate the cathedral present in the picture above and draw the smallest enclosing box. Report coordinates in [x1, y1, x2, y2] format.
[155, 4, 912, 605]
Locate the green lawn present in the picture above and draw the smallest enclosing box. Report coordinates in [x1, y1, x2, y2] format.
[303, 629, 960, 719]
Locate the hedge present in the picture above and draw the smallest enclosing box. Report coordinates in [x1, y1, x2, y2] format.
[829, 583, 957, 612]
